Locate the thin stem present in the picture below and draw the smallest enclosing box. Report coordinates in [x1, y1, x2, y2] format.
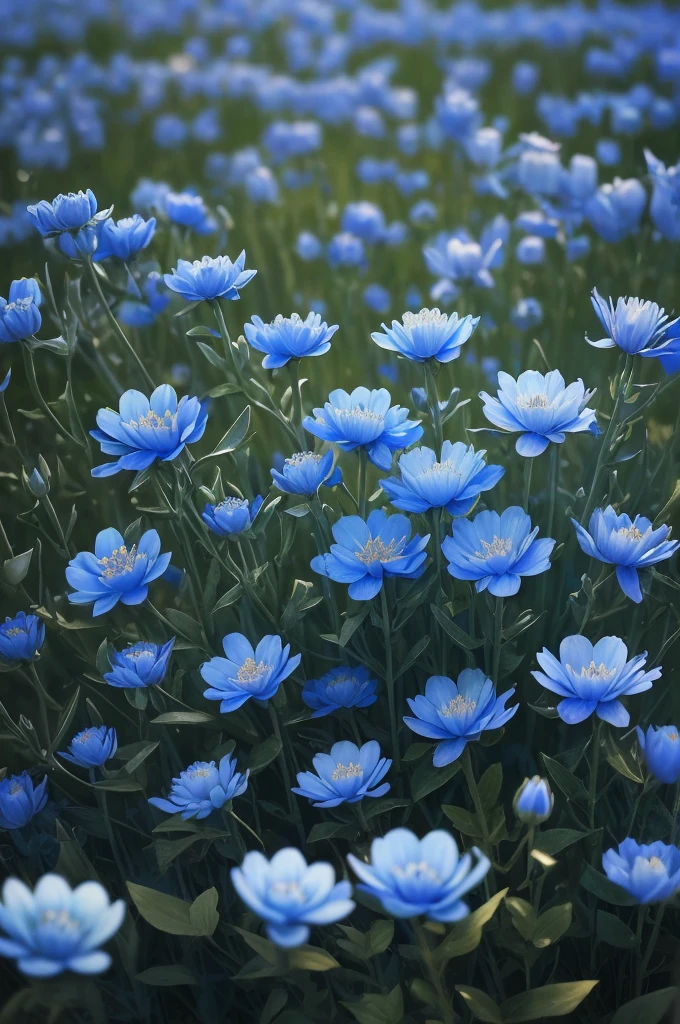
[355, 800, 370, 836]
[492, 597, 503, 686]
[545, 443, 559, 540]
[580, 354, 632, 526]
[413, 919, 454, 1024]
[86, 258, 154, 390]
[269, 703, 305, 845]
[358, 447, 368, 519]
[424, 360, 444, 452]
[522, 457, 533, 514]
[27, 663, 51, 753]
[637, 903, 666, 997]
[287, 360, 306, 448]
[21, 344, 82, 447]
[462, 748, 495, 884]
[380, 585, 399, 772]
[671, 781, 680, 845]
[230, 810, 265, 850]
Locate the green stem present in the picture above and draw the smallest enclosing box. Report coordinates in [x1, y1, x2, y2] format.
[580, 354, 632, 526]
[380, 586, 399, 772]
[637, 903, 666, 997]
[462, 748, 496, 894]
[287, 360, 306, 448]
[27, 662, 51, 753]
[492, 597, 503, 686]
[21, 344, 82, 447]
[355, 800, 370, 836]
[358, 447, 368, 519]
[424, 361, 444, 452]
[86, 258, 154, 390]
[522, 457, 533, 514]
[670, 781, 680, 845]
[230, 810, 265, 850]
[413, 919, 454, 1024]
[545, 443, 559, 540]
[269, 704, 305, 845]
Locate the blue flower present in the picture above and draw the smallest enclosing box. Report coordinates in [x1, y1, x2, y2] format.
[533, 635, 659, 726]
[271, 450, 338, 495]
[636, 725, 680, 784]
[302, 665, 378, 718]
[645, 149, 680, 242]
[90, 385, 208, 478]
[0, 772, 48, 830]
[103, 639, 175, 689]
[93, 214, 156, 262]
[165, 191, 216, 234]
[424, 217, 507, 291]
[231, 848, 354, 948]
[202, 496, 264, 537]
[201, 633, 301, 713]
[404, 669, 517, 766]
[0, 874, 125, 977]
[0, 291, 41, 344]
[442, 507, 555, 597]
[514, 777, 554, 823]
[603, 840, 680, 904]
[245, 167, 279, 204]
[303, 387, 422, 472]
[572, 507, 679, 603]
[66, 527, 172, 617]
[7, 279, 42, 306]
[0, 613, 45, 662]
[293, 740, 390, 808]
[587, 289, 680, 359]
[244, 312, 338, 369]
[371, 308, 480, 363]
[149, 754, 249, 820]
[27, 189, 102, 236]
[59, 727, 118, 768]
[363, 284, 391, 314]
[295, 232, 322, 261]
[511, 298, 543, 331]
[380, 441, 504, 516]
[164, 253, 256, 303]
[347, 827, 490, 921]
[118, 271, 170, 328]
[57, 225, 100, 260]
[327, 232, 365, 269]
[312, 510, 429, 601]
[341, 201, 386, 244]
[480, 369, 598, 457]
[584, 178, 646, 243]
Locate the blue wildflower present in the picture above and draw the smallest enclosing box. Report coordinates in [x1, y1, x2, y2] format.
[513, 777, 553, 823]
[245, 167, 279, 204]
[645, 150, 680, 242]
[572, 507, 679, 603]
[27, 189, 103, 236]
[371, 308, 480, 364]
[165, 191, 215, 234]
[118, 271, 170, 328]
[424, 217, 507, 291]
[0, 285, 41, 343]
[0, 874, 125, 977]
[480, 369, 598, 457]
[57, 226, 99, 260]
[302, 666, 378, 718]
[327, 232, 365, 269]
[103, 639, 175, 689]
[588, 289, 680, 359]
[347, 827, 490, 921]
[231, 848, 354, 948]
[201, 633, 301, 713]
[442, 507, 555, 596]
[380, 442, 504, 516]
[0, 613, 45, 662]
[636, 726, 680, 784]
[66, 527, 171, 617]
[59, 727, 118, 768]
[404, 669, 517, 766]
[312, 510, 429, 601]
[516, 235, 545, 265]
[164, 253, 256, 303]
[533, 635, 659, 726]
[363, 284, 390, 314]
[511, 298, 543, 331]
[149, 754, 249, 820]
[202, 496, 264, 537]
[0, 772, 48, 830]
[295, 232, 322, 261]
[244, 312, 338, 369]
[6, 279, 42, 306]
[584, 178, 646, 243]
[603, 840, 680, 904]
[93, 214, 156, 262]
[303, 387, 422, 471]
[271, 450, 337, 495]
[341, 201, 386, 244]
[292, 740, 391, 808]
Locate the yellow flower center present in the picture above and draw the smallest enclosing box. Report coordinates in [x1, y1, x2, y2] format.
[331, 762, 363, 781]
[41, 909, 80, 931]
[616, 525, 645, 541]
[568, 661, 616, 680]
[392, 861, 441, 883]
[237, 658, 267, 682]
[516, 392, 551, 409]
[98, 545, 145, 578]
[355, 537, 404, 564]
[475, 535, 512, 559]
[131, 409, 177, 431]
[4, 627, 24, 637]
[441, 694, 477, 717]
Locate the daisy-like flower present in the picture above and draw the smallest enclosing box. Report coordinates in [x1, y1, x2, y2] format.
[292, 740, 391, 807]
[587, 288, 680, 358]
[149, 754, 249, 820]
[200, 633, 301, 713]
[603, 840, 680, 904]
[163, 252, 256, 303]
[301, 666, 378, 718]
[380, 441, 504, 515]
[371, 308, 480, 363]
[244, 312, 338, 369]
[65, 528, 171, 617]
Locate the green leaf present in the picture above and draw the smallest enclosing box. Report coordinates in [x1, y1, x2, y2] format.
[441, 805, 481, 838]
[260, 989, 287, 1024]
[456, 986, 503, 1023]
[580, 864, 637, 906]
[51, 686, 81, 750]
[393, 635, 430, 679]
[532, 903, 572, 947]
[430, 604, 484, 649]
[596, 910, 637, 949]
[190, 887, 219, 936]
[478, 763, 503, 813]
[603, 732, 643, 784]
[193, 406, 251, 471]
[151, 711, 217, 726]
[434, 888, 508, 964]
[610, 987, 678, 1024]
[288, 946, 339, 971]
[501, 981, 598, 1022]
[196, 341, 226, 369]
[534, 829, 590, 855]
[186, 325, 220, 338]
[162, 609, 206, 648]
[136, 965, 197, 986]
[505, 897, 537, 941]
[363, 796, 409, 820]
[126, 883, 200, 936]
[3, 548, 33, 585]
[124, 740, 159, 774]
[339, 604, 371, 647]
[155, 835, 206, 873]
[212, 582, 244, 613]
[342, 986, 403, 1024]
[541, 753, 588, 805]
[403, 742, 430, 762]
[307, 821, 357, 843]
[366, 919, 394, 956]
[92, 777, 144, 793]
[411, 755, 460, 802]
[248, 735, 282, 774]
[231, 926, 278, 964]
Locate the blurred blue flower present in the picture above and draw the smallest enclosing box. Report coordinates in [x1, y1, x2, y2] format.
[6, 279, 42, 306]
[149, 754, 249, 820]
[27, 189, 102, 236]
[271, 450, 338, 495]
[295, 231, 322, 261]
[363, 283, 390, 314]
[91, 385, 207, 478]
[0, 874, 125, 977]
[511, 298, 543, 331]
[424, 217, 507, 290]
[231, 848, 354, 948]
[103, 639, 175, 689]
[0, 772, 48, 830]
[57, 225, 99, 260]
[514, 777, 553, 823]
[372, 308, 479, 363]
[303, 387, 422, 471]
[341, 201, 386, 244]
[0, 286, 41, 343]
[66, 527, 171, 617]
[201, 633, 301, 713]
[302, 665, 378, 718]
[436, 87, 480, 142]
[404, 669, 517, 765]
[596, 139, 621, 167]
[409, 200, 438, 227]
[516, 235, 545, 265]
[164, 253, 256, 303]
[585, 177, 646, 242]
[202, 496, 264, 537]
[312, 509, 429, 601]
[380, 441, 504, 515]
[0, 612, 45, 662]
[59, 727, 117, 768]
[245, 166, 280, 204]
[347, 827, 489, 921]
[603, 840, 680, 904]
[480, 369, 598, 457]
[443, 507, 554, 596]
[153, 114, 187, 149]
[244, 312, 338, 369]
[636, 725, 680, 784]
[327, 232, 365, 269]
[533, 635, 659, 726]
[292, 740, 391, 808]
[572, 507, 679, 603]
[513, 62, 539, 95]
[118, 271, 170, 328]
[588, 289, 680, 358]
[165, 192, 215, 234]
[93, 214, 156, 262]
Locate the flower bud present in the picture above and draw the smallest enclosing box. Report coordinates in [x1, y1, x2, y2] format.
[514, 776, 554, 824]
